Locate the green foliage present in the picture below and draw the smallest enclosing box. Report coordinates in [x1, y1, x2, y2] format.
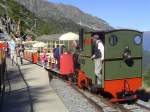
[0, 0, 85, 39]
[143, 50, 150, 87]
[143, 50, 150, 72]
[143, 65, 150, 86]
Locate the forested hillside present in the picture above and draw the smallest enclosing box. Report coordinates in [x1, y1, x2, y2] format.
[0, 0, 87, 38]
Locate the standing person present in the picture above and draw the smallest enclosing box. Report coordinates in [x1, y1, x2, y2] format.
[54, 45, 60, 69]
[18, 44, 24, 65]
[71, 40, 78, 53]
[8, 32, 16, 65]
[41, 48, 48, 68]
[91, 34, 104, 87]
[54, 45, 64, 69]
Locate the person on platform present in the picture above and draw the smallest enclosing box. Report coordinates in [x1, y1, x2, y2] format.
[8, 32, 17, 65]
[18, 44, 24, 65]
[41, 48, 48, 68]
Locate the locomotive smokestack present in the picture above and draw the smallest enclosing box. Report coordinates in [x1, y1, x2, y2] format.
[79, 29, 84, 51]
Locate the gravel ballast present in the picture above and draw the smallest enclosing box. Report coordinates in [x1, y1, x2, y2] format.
[50, 78, 96, 112]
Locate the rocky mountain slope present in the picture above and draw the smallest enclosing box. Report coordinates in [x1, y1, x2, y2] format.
[14, 0, 110, 30]
[0, 0, 90, 37]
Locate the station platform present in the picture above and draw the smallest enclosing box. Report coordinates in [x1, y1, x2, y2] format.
[2, 58, 68, 112]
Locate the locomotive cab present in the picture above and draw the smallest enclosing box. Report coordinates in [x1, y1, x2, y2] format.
[78, 29, 143, 102]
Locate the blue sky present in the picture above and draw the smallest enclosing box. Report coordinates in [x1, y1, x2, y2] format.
[47, 0, 150, 31]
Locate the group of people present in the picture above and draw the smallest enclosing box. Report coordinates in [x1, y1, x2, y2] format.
[0, 14, 25, 65]
[40, 44, 65, 69]
[8, 32, 104, 87]
[7, 32, 104, 87]
[7, 31, 104, 87]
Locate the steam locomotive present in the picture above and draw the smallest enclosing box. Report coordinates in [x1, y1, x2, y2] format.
[26, 29, 143, 102]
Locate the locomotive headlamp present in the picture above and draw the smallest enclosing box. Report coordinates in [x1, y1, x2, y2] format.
[134, 35, 142, 45]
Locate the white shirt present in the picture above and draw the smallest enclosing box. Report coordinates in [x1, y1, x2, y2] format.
[8, 39, 16, 52]
[97, 40, 104, 60]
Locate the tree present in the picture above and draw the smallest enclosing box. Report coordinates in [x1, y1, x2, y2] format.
[144, 65, 150, 86]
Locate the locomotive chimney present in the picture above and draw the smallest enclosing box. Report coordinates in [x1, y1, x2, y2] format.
[79, 29, 84, 51]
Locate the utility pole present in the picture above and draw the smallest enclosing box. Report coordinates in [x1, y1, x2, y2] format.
[3, 0, 8, 15]
[34, 19, 37, 36]
[34, 19, 37, 32]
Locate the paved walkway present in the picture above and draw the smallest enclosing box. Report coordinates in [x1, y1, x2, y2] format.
[2, 58, 68, 112]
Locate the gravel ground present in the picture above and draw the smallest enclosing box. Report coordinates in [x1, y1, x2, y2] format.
[50, 78, 96, 112]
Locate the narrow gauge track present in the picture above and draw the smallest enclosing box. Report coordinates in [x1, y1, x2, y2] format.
[48, 73, 127, 112]
[116, 99, 150, 112]
[49, 72, 150, 112]
[72, 85, 150, 112]
[135, 101, 150, 111]
[72, 86, 104, 112]
[71, 85, 128, 112]
[134, 100, 150, 112]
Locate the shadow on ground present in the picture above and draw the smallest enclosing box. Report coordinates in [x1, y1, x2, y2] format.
[2, 86, 54, 112]
[2, 59, 56, 112]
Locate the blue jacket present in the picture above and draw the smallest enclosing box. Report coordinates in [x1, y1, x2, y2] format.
[54, 47, 60, 59]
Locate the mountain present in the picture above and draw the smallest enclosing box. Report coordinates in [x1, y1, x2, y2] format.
[0, 0, 91, 37]
[0, 0, 60, 36]
[14, 0, 110, 30]
[0, 0, 111, 37]
[143, 50, 150, 72]
[143, 31, 150, 51]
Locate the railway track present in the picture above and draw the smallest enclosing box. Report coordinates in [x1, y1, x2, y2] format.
[72, 86, 128, 112]
[136, 100, 150, 111]
[49, 74, 121, 112]
[122, 100, 150, 112]
[74, 86, 150, 112]
[48, 70, 150, 112]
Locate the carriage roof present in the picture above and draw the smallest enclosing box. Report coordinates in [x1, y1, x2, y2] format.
[36, 32, 79, 42]
[86, 29, 143, 34]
